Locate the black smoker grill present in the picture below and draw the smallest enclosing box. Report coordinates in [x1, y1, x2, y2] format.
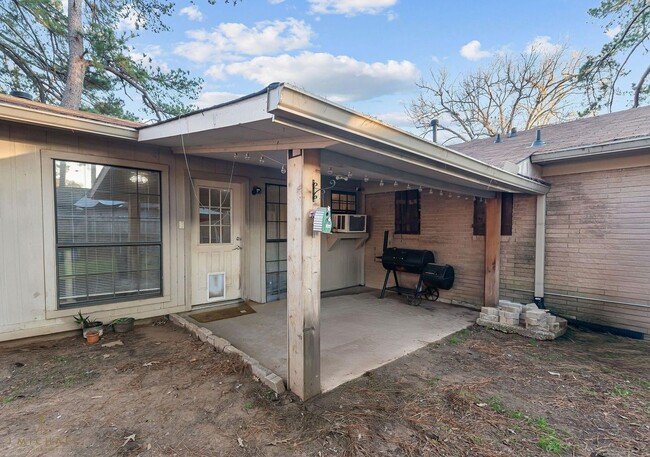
[379, 231, 455, 306]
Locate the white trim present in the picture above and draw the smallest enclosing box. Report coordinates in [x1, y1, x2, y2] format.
[531, 136, 650, 164]
[40, 150, 173, 319]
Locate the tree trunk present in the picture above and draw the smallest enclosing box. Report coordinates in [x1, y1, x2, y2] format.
[633, 63, 650, 108]
[60, 0, 87, 109]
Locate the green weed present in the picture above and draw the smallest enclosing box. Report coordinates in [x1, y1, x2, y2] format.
[487, 396, 505, 413]
[611, 385, 631, 397]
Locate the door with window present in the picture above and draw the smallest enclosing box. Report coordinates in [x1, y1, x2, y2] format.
[191, 181, 243, 306]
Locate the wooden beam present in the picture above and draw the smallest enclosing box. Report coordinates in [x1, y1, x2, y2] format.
[286, 148, 321, 400]
[484, 194, 502, 306]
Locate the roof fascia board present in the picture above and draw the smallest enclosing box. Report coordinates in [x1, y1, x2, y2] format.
[322, 150, 496, 198]
[0, 102, 138, 140]
[269, 84, 548, 195]
[171, 135, 337, 155]
[531, 137, 650, 164]
[138, 93, 272, 142]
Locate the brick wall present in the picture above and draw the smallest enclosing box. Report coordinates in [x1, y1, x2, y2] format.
[500, 194, 536, 304]
[364, 191, 485, 308]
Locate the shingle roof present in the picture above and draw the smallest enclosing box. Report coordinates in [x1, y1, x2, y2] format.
[0, 93, 143, 128]
[451, 105, 650, 167]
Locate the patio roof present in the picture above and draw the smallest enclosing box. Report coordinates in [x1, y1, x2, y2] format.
[139, 83, 549, 197]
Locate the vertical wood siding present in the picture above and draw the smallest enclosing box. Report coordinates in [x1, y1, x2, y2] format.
[364, 191, 485, 308]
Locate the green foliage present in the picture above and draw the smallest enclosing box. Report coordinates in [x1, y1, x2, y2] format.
[531, 417, 569, 454]
[0, 0, 236, 120]
[579, 0, 650, 111]
[486, 396, 505, 413]
[611, 385, 632, 397]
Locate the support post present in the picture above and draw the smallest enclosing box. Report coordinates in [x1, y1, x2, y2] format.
[484, 194, 502, 306]
[286, 149, 321, 400]
[534, 194, 547, 308]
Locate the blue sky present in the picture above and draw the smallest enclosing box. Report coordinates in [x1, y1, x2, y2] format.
[123, 0, 637, 129]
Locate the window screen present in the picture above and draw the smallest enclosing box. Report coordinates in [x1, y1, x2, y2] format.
[395, 189, 420, 234]
[54, 160, 162, 307]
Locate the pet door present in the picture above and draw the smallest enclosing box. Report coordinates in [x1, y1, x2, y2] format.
[207, 272, 226, 301]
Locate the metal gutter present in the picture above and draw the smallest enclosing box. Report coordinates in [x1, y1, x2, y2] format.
[531, 136, 650, 164]
[268, 84, 549, 195]
[0, 101, 138, 141]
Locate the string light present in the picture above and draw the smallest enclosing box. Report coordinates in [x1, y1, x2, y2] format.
[448, 192, 452, 198]
[244, 153, 250, 160]
[233, 152, 238, 160]
[327, 167, 333, 175]
[364, 176, 369, 183]
[429, 188, 433, 194]
[280, 164, 287, 174]
[259, 155, 265, 164]
[418, 185, 423, 192]
[347, 170, 353, 179]
[379, 179, 384, 187]
[407, 183, 411, 190]
[439, 190, 443, 196]
[393, 180, 398, 187]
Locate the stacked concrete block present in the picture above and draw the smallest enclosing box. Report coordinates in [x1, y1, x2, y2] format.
[480, 307, 499, 322]
[498, 302, 523, 326]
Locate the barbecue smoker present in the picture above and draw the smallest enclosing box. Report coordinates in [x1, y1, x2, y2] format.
[379, 231, 455, 306]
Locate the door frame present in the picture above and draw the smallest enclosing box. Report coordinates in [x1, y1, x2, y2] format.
[190, 178, 245, 307]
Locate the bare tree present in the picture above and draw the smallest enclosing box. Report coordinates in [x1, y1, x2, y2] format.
[407, 45, 585, 144]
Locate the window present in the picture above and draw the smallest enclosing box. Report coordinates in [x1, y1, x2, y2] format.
[265, 184, 287, 301]
[395, 189, 420, 234]
[54, 160, 162, 307]
[330, 190, 357, 214]
[198, 187, 231, 244]
[473, 193, 514, 236]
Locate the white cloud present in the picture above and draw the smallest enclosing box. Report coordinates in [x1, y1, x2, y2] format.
[605, 26, 621, 39]
[129, 45, 169, 72]
[268, 0, 286, 4]
[180, 5, 204, 22]
[459, 40, 492, 61]
[174, 18, 313, 62]
[386, 10, 398, 21]
[309, 0, 398, 16]
[196, 91, 244, 108]
[525, 36, 562, 55]
[224, 52, 419, 103]
[375, 111, 413, 130]
[117, 5, 141, 31]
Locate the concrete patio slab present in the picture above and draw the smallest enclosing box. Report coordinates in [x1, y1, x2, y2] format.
[184, 290, 478, 393]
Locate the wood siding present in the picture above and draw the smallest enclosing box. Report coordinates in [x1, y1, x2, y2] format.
[364, 191, 485, 308]
[544, 166, 650, 336]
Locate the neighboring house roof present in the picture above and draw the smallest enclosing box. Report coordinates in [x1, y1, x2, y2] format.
[452, 105, 650, 167]
[0, 93, 143, 128]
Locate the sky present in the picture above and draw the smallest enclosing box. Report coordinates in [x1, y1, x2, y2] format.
[122, 0, 640, 131]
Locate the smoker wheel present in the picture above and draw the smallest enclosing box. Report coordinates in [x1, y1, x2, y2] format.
[424, 288, 439, 302]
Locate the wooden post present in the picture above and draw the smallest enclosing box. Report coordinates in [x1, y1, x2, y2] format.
[286, 149, 321, 400]
[484, 194, 502, 306]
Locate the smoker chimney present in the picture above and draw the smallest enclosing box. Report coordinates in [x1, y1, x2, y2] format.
[494, 133, 502, 144]
[508, 127, 518, 138]
[430, 119, 438, 143]
[530, 128, 545, 147]
[9, 90, 33, 101]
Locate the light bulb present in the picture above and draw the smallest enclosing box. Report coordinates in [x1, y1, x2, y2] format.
[363, 176, 369, 183]
[379, 179, 384, 187]
[439, 190, 443, 196]
[429, 188, 433, 194]
[347, 170, 353, 178]
[280, 164, 287, 175]
[393, 181, 398, 187]
[418, 186, 423, 192]
[244, 153, 250, 160]
[233, 152, 238, 160]
[407, 184, 411, 190]
[327, 167, 333, 175]
[259, 155, 265, 164]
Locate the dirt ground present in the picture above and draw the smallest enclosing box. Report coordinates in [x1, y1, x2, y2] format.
[1, 318, 648, 457]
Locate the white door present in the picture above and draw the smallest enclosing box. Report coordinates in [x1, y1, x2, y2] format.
[191, 181, 243, 306]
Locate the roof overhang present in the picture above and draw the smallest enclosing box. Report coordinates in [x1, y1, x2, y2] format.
[531, 136, 650, 164]
[139, 83, 549, 196]
[0, 100, 138, 141]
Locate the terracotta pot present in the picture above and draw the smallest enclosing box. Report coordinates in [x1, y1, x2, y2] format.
[85, 330, 100, 345]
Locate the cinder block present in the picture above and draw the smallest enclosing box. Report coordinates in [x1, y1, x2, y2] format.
[206, 334, 230, 351]
[168, 314, 185, 327]
[501, 304, 523, 314]
[481, 307, 499, 316]
[197, 327, 212, 342]
[480, 313, 499, 322]
[501, 317, 520, 326]
[499, 311, 520, 320]
[263, 373, 286, 394]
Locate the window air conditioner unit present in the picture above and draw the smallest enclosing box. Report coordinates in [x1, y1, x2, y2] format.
[333, 214, 367, 233]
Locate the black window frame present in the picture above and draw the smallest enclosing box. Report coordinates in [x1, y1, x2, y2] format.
[53, 159, 163, 308]
[395, 189, 420, 235]
[330, 190, 357, 214]
[473, 193, 513, 236]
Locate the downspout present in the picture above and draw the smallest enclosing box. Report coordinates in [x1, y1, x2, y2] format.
[534, 194, 546, 308]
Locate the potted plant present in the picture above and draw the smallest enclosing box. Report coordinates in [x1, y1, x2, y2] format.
[111, 317, 135, 333]
[73, 311, 104, 338]
[85, 330, 101, 345]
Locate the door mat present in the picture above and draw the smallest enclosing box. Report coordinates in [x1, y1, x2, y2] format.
[190, 303, 256, 323]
